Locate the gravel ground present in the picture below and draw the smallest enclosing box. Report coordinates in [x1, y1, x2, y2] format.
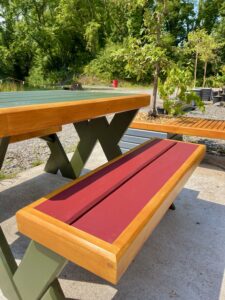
[1, 100, 225, 177]
[1, 124, 79, 176]
[186, 101, 225, 120]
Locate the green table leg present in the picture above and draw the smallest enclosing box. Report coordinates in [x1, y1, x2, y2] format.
[90, 109, 138, 161]
[0, 227, 21, 300]
[70, 121, 99, 178]
[42, 134, 76, 179]
[41, 280, 66, 300]
[13, 241, 67, 300]
[43, 109, 138, 179]
[0, 227, 67, 300]
[0, 137, 9, 170]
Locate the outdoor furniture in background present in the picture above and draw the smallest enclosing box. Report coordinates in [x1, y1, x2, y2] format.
[213, 94, 222, 103]
[212, 89, 225, 103]
[0, 90, 149, 179]
[131, 117, 225, 140]
[191, 88, 212, 101]
[0, 139, 205, 299]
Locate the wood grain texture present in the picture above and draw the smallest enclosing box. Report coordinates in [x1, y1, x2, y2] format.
[9, 126, 62, 143]
[16, 140, 205, 284]
[0, 94, 150, 138]
[131, 117, 225, 140]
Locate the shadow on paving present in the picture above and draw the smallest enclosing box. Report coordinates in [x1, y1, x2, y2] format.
[1, 175, 224, 300]
[0, 169, 90, 223]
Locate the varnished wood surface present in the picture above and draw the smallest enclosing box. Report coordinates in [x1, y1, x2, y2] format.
[131, 117, 225, 140]
[16, 140, 205, 284]
[9, 126, 62, 143]
[0, 92, 150, 138]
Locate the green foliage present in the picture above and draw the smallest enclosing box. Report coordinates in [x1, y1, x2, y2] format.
[159, 66, 205, 116]
[0, 0, 225, 91]
[205, 75, 225, 88]
[85, 21, 101, 54]
[84, 42, 127, 81]
[0, 82, 24, 92]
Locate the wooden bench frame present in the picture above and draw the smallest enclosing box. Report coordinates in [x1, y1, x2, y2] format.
[131, 117, 225, 140]
[0, 139, 205, 300]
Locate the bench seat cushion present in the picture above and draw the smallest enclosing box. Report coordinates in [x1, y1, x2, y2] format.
[16, 139, 205, 284]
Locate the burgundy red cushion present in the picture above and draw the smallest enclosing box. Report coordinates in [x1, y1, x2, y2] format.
[36, 139, 198, 243]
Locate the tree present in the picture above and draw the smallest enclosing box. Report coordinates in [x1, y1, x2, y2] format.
[186, 29, 209, 87]
[159, 65, 205, 115]
[142, 0, 174, 116]
[199, 34, 220, 87]
[196, 0, 224, 33]
[165, 0, 195, 45]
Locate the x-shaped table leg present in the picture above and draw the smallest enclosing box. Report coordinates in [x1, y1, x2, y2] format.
[0, 138, 10, 171]
[0, 227, 67, 300]
[44, 109, 138, 179]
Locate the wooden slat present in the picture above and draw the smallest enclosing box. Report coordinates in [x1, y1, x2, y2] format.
[213, 121, 225, 130]
[119, 141, 139, 150]
[193, 120, 212, 128]
[9, 126, 62, 143]
[126, 128, 166, 139]
[168, 117, 197, 127]
[207, 120, 220, 129]
[190, 118, 209, 128]
[122, 135, 149, 144]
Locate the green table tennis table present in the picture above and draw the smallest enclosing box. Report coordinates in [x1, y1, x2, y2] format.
[0, 90, 150, 179]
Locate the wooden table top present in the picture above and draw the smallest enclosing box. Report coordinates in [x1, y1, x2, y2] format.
[0, 90, 150, 137]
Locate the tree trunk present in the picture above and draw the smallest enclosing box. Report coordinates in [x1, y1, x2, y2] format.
[194, 51, 198, 87]
[152, 63, 160, 116]
[149, 10, 162, 117]
[203, 61, 207, 87]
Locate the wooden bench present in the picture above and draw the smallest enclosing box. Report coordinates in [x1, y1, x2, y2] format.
[131, 117, 225, 140]
[1, 139, 205, 299]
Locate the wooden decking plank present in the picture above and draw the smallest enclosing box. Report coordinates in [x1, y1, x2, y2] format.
[197, 119, 213, 128]
[207, 120, 218, 128]
[168, 117, 197, 127]
[220, 121, 225, 131]
[204, 120, 216, 129]
[189, 118, 209, 128]
[214, 120, 225, 130]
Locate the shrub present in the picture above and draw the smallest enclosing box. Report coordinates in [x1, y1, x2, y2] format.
[0, 82, 24, 92]
[84, 42, 128, 81]
[159, 66, 205, 115]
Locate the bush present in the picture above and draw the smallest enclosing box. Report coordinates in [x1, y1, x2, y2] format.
[159, 66, 205, 115]
[84, 42, 129, 81]
[0, 82, 24, 92]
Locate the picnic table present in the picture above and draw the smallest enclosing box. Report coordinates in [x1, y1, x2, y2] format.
[0, 90, 149, 178]
[0, 90, 206, 300]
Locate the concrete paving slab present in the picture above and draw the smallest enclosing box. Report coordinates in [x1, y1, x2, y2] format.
[0, 145, 225, 300]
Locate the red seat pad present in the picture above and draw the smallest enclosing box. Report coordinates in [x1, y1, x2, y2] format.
[36, 139, 176, 223]
[72, 142, 198, 243]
